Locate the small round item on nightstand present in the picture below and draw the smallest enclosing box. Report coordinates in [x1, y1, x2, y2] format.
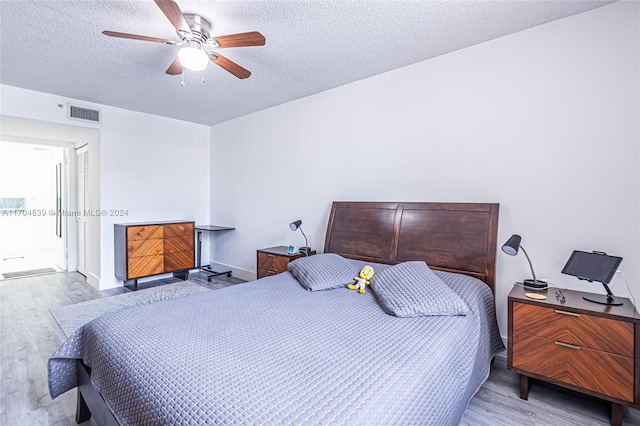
[524, 292, 547, 300]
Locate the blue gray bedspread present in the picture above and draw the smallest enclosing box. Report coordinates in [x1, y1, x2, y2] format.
[49, 269, 504, 425]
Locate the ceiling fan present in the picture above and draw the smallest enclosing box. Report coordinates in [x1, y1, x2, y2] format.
[102, 0, 265, 79]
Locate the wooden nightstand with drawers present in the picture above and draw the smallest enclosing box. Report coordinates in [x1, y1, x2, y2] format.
[256, 246, 316, 279]
[508, 285, 640, 426]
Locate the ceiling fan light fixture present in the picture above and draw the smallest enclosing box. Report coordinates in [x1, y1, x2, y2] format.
[178, 43, 208, 71]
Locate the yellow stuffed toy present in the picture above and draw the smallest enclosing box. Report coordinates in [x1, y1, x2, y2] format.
[348, 265, 374, 294]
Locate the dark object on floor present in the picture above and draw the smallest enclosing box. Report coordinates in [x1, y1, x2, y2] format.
[2, 267, 57, 279]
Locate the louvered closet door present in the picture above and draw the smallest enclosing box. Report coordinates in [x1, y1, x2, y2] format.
[76, 146, 89, 276]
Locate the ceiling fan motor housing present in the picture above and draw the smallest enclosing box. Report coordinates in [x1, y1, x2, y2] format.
[179, 13, 215, 46]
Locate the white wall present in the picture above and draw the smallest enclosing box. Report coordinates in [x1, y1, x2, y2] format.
[97, 107, 210, 289]
[210, 1, 639, 338]
[0, 85, 211, 289]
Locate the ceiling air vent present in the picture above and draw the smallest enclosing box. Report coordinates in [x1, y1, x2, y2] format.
[68, 104, 101, 124]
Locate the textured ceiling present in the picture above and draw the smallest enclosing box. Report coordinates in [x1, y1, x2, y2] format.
[0, 0, 613, 126]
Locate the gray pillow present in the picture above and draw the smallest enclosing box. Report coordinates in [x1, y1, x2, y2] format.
[288, 253, 360, 291]
[371, 261, 469, 317]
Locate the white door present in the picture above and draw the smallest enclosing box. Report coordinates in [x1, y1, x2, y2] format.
[76, 145, 88, 276]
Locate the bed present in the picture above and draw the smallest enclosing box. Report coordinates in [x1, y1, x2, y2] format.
[49, 201, 503, 425]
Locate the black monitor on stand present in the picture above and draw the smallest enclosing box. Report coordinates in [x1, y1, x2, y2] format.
[561, 250, 623, 305]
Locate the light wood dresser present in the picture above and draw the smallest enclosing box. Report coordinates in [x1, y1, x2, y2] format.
[508, 285, 640, 426]
[115, 221, 194, 290]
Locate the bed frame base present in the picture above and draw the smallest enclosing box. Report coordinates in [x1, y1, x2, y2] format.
[76, 360, 119, 425]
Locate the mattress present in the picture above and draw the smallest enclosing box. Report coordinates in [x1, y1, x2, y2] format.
[49, 266, 504, 425]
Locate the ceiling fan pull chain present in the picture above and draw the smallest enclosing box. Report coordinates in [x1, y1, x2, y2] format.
[181, 70, 185, 87]
[201, 71, 205, 84]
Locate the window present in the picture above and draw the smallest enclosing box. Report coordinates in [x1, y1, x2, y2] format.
[0, 197, 26, 212]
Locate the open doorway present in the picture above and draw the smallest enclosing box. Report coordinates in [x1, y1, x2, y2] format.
[1, 115, 100, 286]
[0, 141, 66, 278]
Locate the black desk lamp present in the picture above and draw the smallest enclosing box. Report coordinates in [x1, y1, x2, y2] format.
[502, 234, 547, 289]
[289, 220, 311, 254]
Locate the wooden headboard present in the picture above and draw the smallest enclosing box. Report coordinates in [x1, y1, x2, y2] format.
[324, 202, 499, 291]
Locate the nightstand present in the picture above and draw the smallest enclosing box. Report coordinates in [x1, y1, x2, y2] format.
[508, 285, 640, 426]
[256, 246, 316, 279]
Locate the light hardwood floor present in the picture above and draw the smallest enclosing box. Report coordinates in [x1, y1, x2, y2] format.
[1, 271, 638, 425]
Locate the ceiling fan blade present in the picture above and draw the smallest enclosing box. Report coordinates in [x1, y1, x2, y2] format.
[154, 0, 191, 34]
[165, 57, 182, 75]
[212, 31, 266, 48]
[102, 30, 175, 44]
[211, 53, 251, 79]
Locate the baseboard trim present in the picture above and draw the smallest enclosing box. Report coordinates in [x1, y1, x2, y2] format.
[86, 272, 101, 290]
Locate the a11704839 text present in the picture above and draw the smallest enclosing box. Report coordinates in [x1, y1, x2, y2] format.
[0, 209, 129, 217]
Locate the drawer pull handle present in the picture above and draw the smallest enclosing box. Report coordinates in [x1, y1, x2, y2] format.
[268, 254, 276, 258]
[268, 270, 276, 274]
[554, 309, 580, 317]
[555, 341, 580, 350]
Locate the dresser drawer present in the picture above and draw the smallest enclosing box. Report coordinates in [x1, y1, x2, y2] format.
[513, 302, 634, 357]
[164, 250, 194, 272]
[127, 238, 164, 257]
[127, 225, 163, 241]
[257, 252, 290, 273]
[164, 223, 194, 238]
[257, 267, 280, 279]
[512, 331, 634, 402]
[128, 255, 164, 279]
[164, 236, 194, 253]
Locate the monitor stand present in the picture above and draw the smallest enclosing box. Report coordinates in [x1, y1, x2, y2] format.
[583, 283, 623, 306]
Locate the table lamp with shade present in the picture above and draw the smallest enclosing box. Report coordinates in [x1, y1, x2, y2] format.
[502, 234, 548, 290]
[289, 220, 311, 254]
